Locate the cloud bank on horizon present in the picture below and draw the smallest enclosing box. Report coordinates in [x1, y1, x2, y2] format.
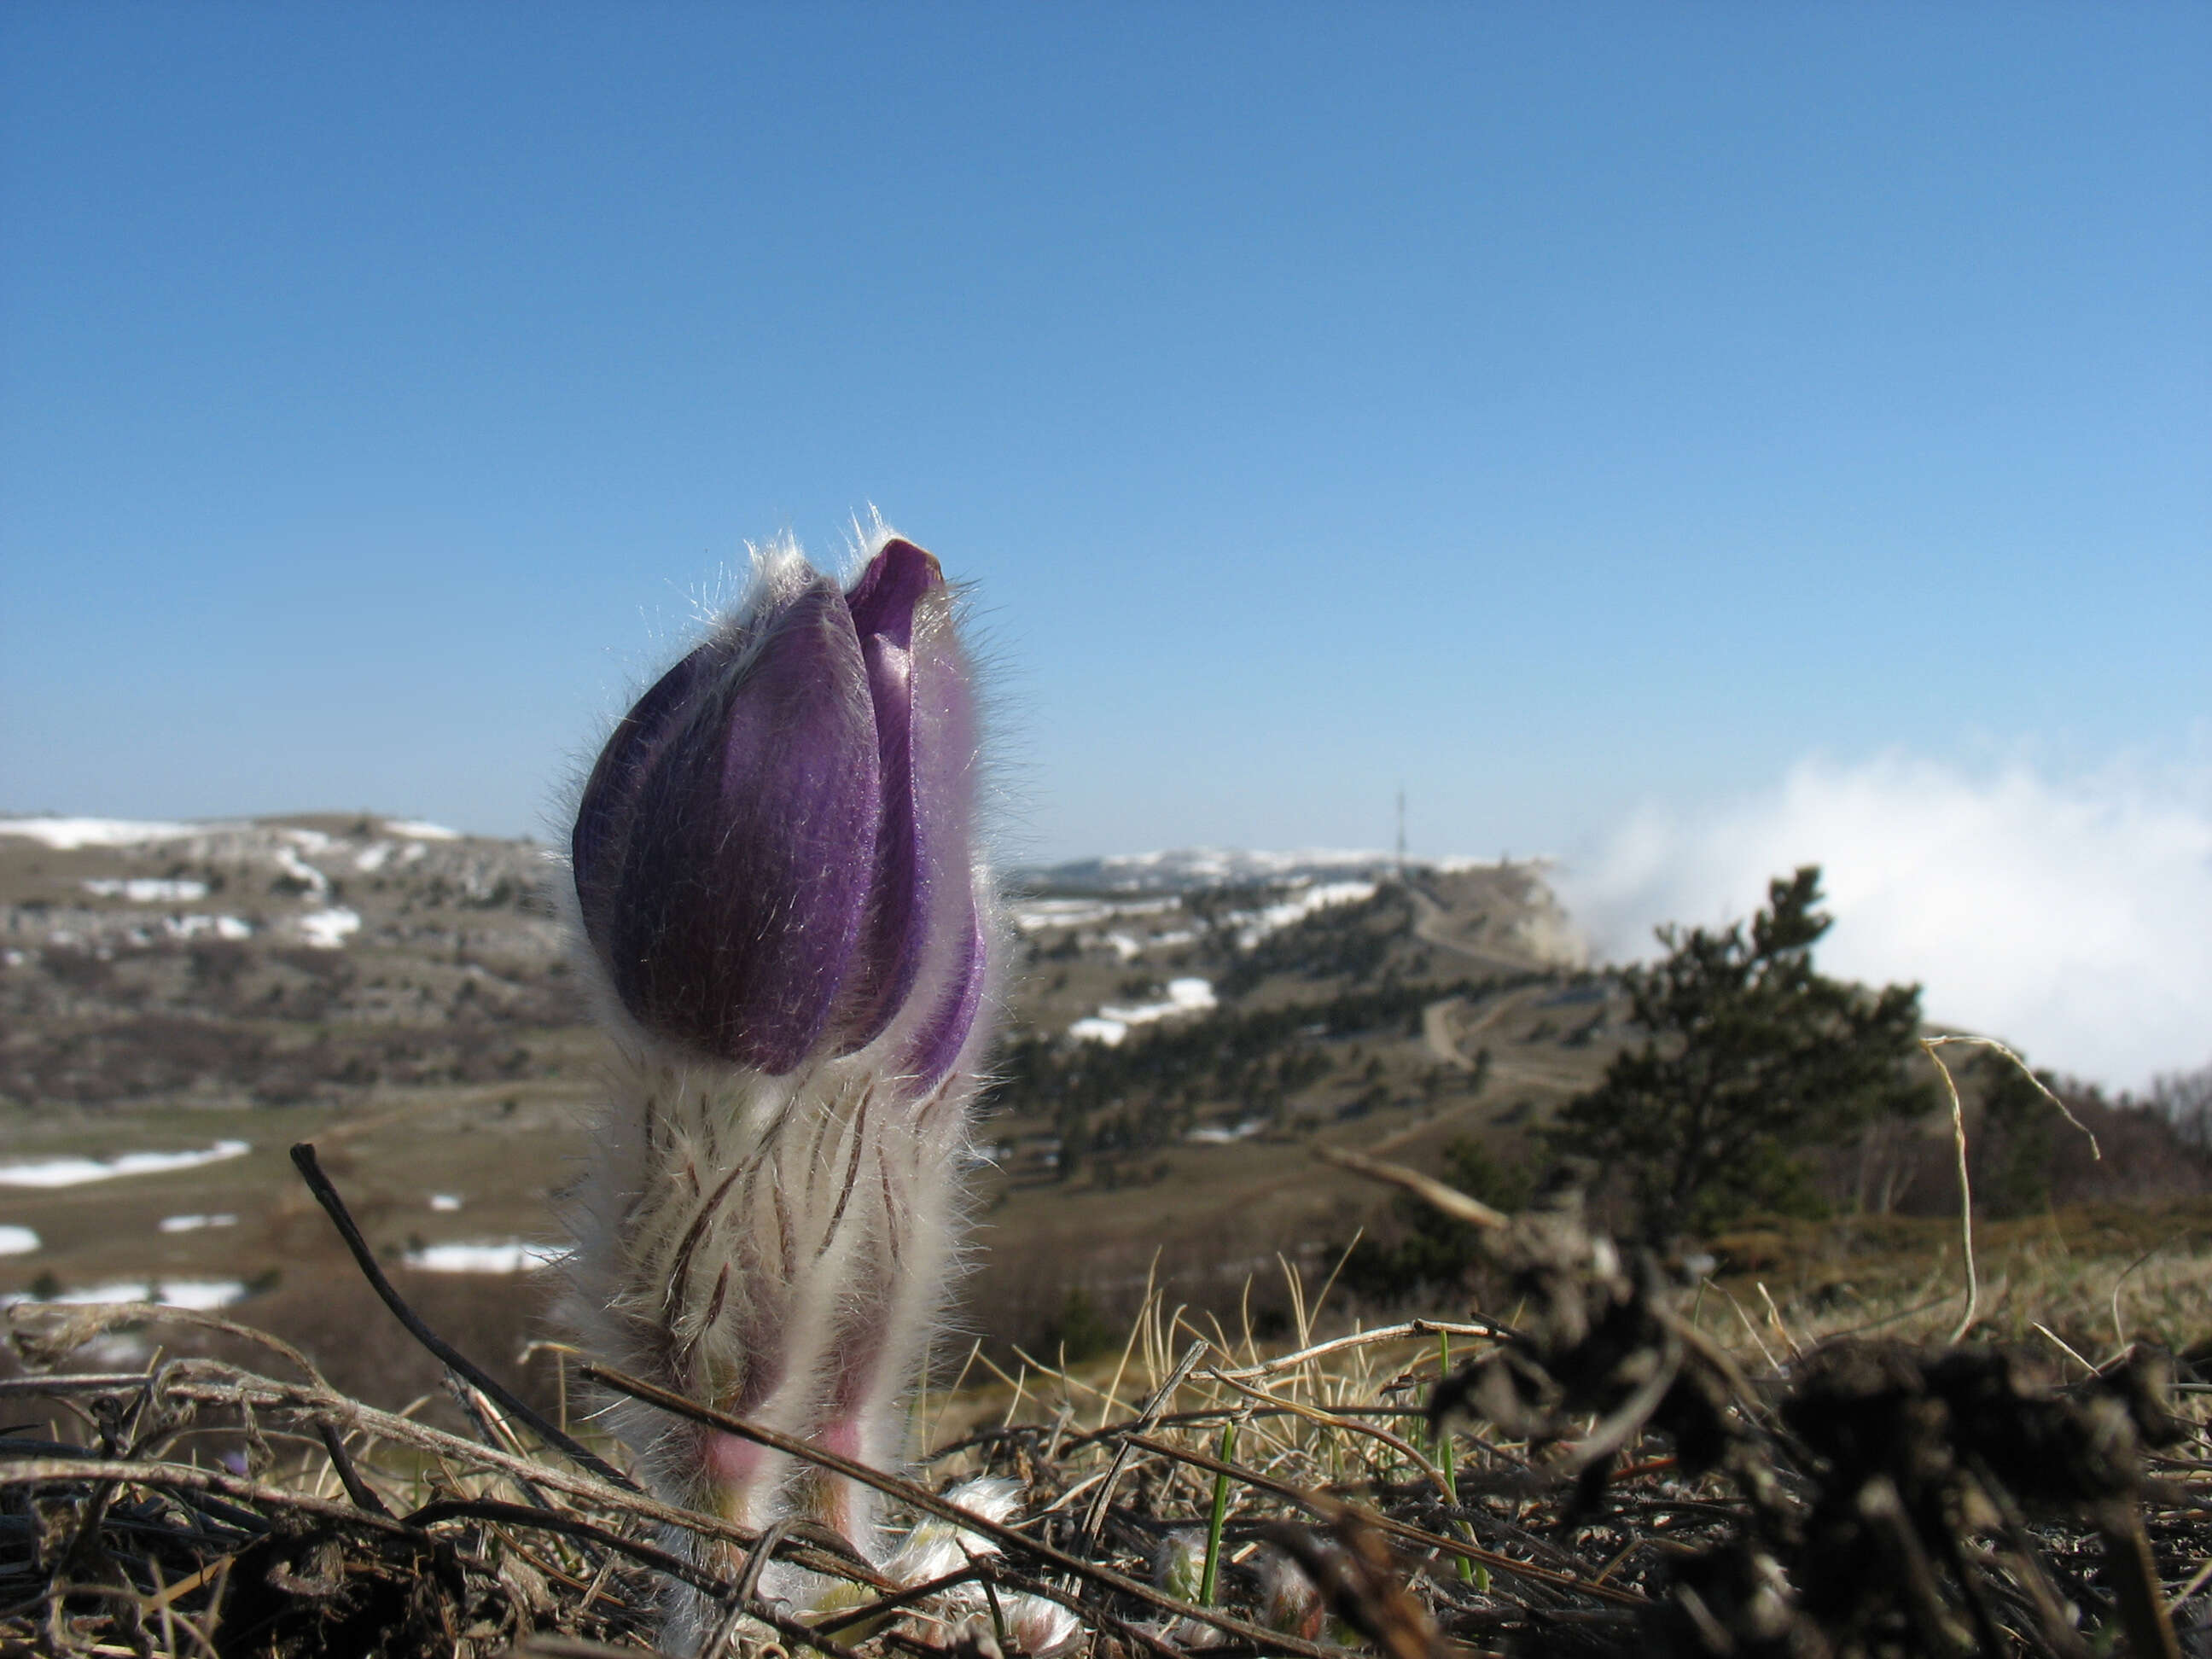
[1557, 748, 2212, 1094]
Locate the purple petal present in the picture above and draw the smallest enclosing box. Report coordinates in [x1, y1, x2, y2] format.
[603, 580, 883, 1072]
[888, 558, 991, 1090]
[842, 538, 940, 650]
[894, 559, 999, 1097]
[573, 641, 722, 958]
[834, 540, 947, 1053]
[902, 910, 987, 1093]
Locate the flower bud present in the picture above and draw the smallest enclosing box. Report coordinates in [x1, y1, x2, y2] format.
[1155, 1528, 1208, 1604]
[562, 528, 1000, 1653]
[571, 537, 986, 1086]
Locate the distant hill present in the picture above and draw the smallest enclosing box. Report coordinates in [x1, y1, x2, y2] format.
[0, 816, 1596, 1111]
[6, 812, 2201, 1396]
[0, 812, 1621, 1357]
[0, 813, 576, 1109]
[7, 814, 2199, 1413]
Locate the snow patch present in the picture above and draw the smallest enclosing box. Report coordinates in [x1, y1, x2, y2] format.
[1010, 874, 1377, 952]
[1013, 899, 1114, 931]
[0, 1140, 251, 1189]
[3, 1280, 248, 1310]
[1233, 880, 1378, 948]
[1071, 977, 1217, 1044]
[273, 847, 330, 896]
[1010, 896, 1178, 932]
[0, 1226, 40, 1255]
[159, 1214, 238, 1233]
[404, 1241, 570, 1273]
[165, 914, 253, 941]
[353, 841, 393, 872]
[295, 907, 361, 949]
[385, 819, 461, 841]
[1101, 847, 1387, 881]
[83, 878, 210, 904]
[1186, 1120, 1266, 1144]
[429, 1193, 463, 1212]
[0, 817, 201, 849]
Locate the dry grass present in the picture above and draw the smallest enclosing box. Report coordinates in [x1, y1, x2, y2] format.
[7, 1150, 2212, 1659]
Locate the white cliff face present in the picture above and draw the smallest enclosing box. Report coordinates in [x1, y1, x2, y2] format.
[1515, 889, 1592, 970]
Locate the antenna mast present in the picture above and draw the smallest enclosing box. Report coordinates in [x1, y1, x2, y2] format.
[1394, 785, 1406, 877]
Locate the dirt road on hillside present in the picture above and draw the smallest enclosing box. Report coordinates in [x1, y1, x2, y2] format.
[1406, 879, 1594, 1091]
[1419, 987, 1533, 1068]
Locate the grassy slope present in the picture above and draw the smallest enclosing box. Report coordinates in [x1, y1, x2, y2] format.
[4, 818, 2204, 1411]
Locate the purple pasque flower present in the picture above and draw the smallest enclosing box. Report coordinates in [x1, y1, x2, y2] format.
[571, 533, 988, 1091]
[562, 528, 1000, 1648]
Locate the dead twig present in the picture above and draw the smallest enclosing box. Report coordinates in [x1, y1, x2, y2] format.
[287, 1140, 639, 1491]
[1315, 1143, 1510, 1231]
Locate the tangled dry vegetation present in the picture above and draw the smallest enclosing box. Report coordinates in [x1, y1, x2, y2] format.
[8, 1143, 2212, 1659]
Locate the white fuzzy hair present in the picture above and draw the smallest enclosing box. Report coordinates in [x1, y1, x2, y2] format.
[552, 520, 1009, 1651]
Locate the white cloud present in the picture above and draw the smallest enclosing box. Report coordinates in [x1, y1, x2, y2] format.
[1558, 752, 2212, 1092]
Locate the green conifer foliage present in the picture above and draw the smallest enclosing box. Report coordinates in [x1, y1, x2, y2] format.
[1548, 867, 1932, 1242]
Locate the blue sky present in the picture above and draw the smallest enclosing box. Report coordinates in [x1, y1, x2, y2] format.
[3, 6, 2207, 1081]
